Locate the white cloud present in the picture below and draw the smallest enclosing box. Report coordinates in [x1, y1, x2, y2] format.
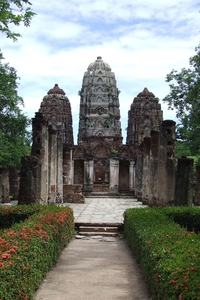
[1, 0, 199, 144]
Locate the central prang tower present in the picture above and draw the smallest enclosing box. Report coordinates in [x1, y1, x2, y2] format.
[77, 56, 122, 147]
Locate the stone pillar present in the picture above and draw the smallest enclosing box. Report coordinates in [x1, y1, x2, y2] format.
[18, 156, 39, 204]
[109, 159, 119, 194]
[142, 137, 151, 205]
[30, 112, 49, 204]
[56, 136, 63, 203]
[135, 144, 143, 201]
[195, 165, 200, 206]
[148, 131, 159, 206]
[63, 147, 73, 185]
[70, 150, 74, 185]
[175, 157, 194, 206]
[38, 125, 49, 204]
[132, 162, 136, 196]
[9, 166, 19, 200]
[157, 120, 176, 206]
[83, 160, 93, 193]
[0, 167, 9, 203]
[48, 129, 57, 203]
[129, 160, 135, 193]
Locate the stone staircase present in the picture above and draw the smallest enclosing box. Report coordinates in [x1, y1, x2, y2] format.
[75, 222, 123, 237]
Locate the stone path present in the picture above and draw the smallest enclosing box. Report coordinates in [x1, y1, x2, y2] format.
[34, 197, 150, 300]
[66, 197, 145, 224]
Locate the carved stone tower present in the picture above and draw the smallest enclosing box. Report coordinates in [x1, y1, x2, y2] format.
[126, 87, 163, 145]
[77, 56, 122, 147]
[18, 84, 74, 204]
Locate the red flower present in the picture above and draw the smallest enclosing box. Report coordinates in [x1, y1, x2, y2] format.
[1, 252, 9, 259]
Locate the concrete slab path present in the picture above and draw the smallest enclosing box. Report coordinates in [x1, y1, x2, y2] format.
[34, 197, 150, 300]
[34, 237, 150, 300]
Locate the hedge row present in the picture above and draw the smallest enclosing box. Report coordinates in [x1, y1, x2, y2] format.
[0, 204, 74, 300]
[0, 205, 42, 229]
[161, 206, 200, 233]
[124, 207, 200, 300]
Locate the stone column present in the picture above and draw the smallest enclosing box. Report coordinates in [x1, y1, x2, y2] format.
[175, 157, 194, 206]
[129, 160, 135, 193]
[18, 156, 38, 204]
[148, 131, 159, 206]
[0, 167, 9, 203]
[39, 125, 49, 204]
[70, 150, 74, 185]
[142, 137, 151, 205]
[135, 144, 143, 201]
[9, 166, 19, 201]
[48, 129, 57, 203]
[109, 159, 119, 194]
[56, 136, 63, 203]
[195, 165, 200, 206]
[83, 160, 93, 193]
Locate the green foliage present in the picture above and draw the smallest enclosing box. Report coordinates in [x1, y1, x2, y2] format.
[104, 119, 110, 128]
[175, 140, 191, 158]
[0, 0, 35, 42]
[111, 148, 118, 156]
[108, 110, 114, 118]
[0, 205, 41, 229]
[0, 204, 74, 300]
[163, 44, 200, 157]
[0, 53, 31, 168]
[98, 108, 103, 115]
[124, 207, 200, 299]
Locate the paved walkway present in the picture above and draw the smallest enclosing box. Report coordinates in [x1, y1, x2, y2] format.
[66, 197, 145, 224]
[34, 197, 150, 300]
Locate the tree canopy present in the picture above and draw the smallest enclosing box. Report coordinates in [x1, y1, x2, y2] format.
[0, 0, 35, 41]
[0, 53, 31, 168]
[0, 0, 35, 167]
[163, 44, 200, 156]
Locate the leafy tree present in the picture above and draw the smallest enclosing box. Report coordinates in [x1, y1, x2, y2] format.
[163, 44, 200, 156]
[0, 0, 35, 41]
[0, 0, 35, 167]
[0, 52, 31, 168]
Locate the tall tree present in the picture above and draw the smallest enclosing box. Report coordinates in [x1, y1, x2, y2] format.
[0, 0, 35, 41]
[163, 44, 200, 156]
[0, 0, 35, 167]
[0, 52, 31, 168]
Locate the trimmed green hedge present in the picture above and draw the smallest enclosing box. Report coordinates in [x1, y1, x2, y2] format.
[0, 204, 74, 300]
[161, 206, 200, 233]
[0, 205, 42, 229]
[124, 207, 200, 300]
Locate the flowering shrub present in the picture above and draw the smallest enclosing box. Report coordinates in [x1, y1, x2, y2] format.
[0, 204, 74, 300]
[124, 207, 200, 300]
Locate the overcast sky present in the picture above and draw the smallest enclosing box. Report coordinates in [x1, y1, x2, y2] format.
[1, 0, 199, 143]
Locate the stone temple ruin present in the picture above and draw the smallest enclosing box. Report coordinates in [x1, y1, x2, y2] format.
[16, 56, 179, 206]
[1, 56, 196, 205]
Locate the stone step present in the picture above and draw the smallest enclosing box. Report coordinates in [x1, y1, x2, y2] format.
[78, 232, 119, 237]
[77, 224, 120, 236]
[79, 226, 118, 233]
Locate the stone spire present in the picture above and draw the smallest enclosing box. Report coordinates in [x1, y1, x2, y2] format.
[38, 84, 74, 144]
[77, 56, 122, 145]
[126, 87, 163, 145]
[47, 83, 65, 95]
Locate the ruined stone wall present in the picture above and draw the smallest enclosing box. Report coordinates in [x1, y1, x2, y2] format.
[63, 184, 84, 203]
[9, 166, 19, 200]
[18, 156, 39, 204]
[0, 167, 19, 203]
[135, 120, 176, 206]
[175, 157, 194, 206]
